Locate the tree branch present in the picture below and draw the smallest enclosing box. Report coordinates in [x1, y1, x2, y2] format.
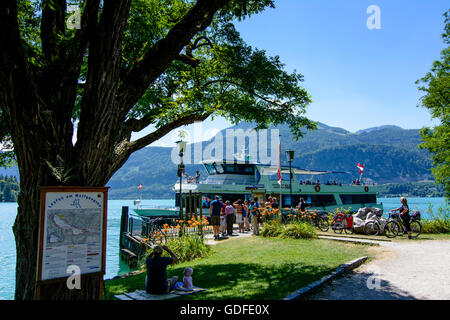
[41, 0, 67, 63]
[117, 0, 231, 119]
[175, 53, 200, 67]
[129, 112, 211, 153]
[65, 0, 100, 72]
[76, 0, 132, 144]
[0, 0, 40, 117]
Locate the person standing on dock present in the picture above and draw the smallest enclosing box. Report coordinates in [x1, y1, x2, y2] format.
[209, 195, 222, 239]
[145, 245, 179, 294]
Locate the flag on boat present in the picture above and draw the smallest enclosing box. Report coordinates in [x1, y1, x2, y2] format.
[357, 163, 364, 174]
[138, 184, 143, 189]
[277, 142, 281, 185]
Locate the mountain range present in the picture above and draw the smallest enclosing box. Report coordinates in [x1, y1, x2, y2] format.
[106, 122, 434, 199]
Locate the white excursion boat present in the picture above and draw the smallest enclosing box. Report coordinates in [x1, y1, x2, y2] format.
[133, 159, 383, 217]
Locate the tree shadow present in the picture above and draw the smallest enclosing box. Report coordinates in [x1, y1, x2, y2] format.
[166, 262, 336, 300]
[303, 270, 418, 300]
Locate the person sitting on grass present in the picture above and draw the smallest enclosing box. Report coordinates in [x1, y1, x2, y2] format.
[181, 267, 194, 290]
[145, 245, 179, 294]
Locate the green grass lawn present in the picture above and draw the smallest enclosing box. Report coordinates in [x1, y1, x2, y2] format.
[105, 236, 370, 300]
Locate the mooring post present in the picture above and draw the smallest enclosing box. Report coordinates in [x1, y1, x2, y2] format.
[199, 192, 203, 237]
[188, 190, 193, 220]
[120, 206, 129, 248]
[194, 192, 198, 220]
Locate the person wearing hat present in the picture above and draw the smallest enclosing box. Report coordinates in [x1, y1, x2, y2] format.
[145, 245, 179, 294]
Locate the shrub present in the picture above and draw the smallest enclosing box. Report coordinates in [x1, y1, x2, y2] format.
[261, 220, 317, 239]
[422, 219, 450, 234]
[280, 222, 317, 239]
[165, 234, 212, 263]
[421, 202, 450, 234]
[139, 234, 212, 269]
[261, 220, 283, 237]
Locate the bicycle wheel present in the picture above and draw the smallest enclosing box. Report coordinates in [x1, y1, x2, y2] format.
[384, 221, 399, 238]
[344, 227, 354, 234]
[317, 217, 330, 232]
[364, 221, 380, 236]
[410, 221, 422, 238]
[331, 222, 343, 234]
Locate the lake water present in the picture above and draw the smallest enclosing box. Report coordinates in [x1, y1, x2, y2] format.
[0, 197, 447, 300]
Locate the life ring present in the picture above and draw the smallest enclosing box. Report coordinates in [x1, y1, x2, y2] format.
[314, 185, 320, 192]
[364, 186, 369, 192]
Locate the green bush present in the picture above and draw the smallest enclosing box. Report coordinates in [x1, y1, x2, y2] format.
[422, 219, 450, 234]
[140, 234, 212, 269]
[280, 222, 317, 239]
[261, 220, 317, 239]
[261, 220, 283, 238]
[421, 202, 450, 234]
[165, 234, 212, 263]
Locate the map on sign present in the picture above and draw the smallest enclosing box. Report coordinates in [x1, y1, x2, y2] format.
[46, 208, 102, 246]
[40, 191, 106, 281]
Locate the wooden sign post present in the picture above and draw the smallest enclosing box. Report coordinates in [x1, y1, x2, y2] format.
[36, 187, 109, 300]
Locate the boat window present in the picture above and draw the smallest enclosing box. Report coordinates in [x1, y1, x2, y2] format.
[268, 173, 290, 181]
[204, 164, 215, 175]
[339, 194, 376, 204]
[206, 163, 255, 175]
[293, 194, 337, 207]
[223, 164, 237, 174]
[213, 163, 224, 174]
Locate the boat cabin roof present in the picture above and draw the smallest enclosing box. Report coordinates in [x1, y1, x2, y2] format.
[201, 159, 349, 176]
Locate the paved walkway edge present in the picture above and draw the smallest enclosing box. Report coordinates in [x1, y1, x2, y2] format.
[283, 256, 368, 300]
[318, 236, 382, 245]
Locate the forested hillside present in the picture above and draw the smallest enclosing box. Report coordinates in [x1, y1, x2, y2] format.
[106, 122, 436, 199]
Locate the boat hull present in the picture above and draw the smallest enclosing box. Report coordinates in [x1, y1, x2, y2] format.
[133, 207, 210, 218]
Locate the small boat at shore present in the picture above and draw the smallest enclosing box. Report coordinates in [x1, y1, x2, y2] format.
[133, 159, 383, 217]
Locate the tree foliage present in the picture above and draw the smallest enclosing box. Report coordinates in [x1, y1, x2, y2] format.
[416, 10, 450, 198]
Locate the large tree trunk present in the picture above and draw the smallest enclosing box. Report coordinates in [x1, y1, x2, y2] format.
[10, 115, 109, 300]
[0, 0, 232, 300]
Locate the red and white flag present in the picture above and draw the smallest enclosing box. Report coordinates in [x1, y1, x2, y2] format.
[138, 184, 143, 190]
[277, 142, 282, 185]
[357, 163, 364, 174]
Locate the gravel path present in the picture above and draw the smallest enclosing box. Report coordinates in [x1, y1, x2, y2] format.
[305, 240, 450, 300]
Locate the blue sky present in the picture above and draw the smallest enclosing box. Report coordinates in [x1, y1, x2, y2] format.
[136, 0, 449, 146]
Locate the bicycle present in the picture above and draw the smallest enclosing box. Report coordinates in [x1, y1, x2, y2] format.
[383, 211, 422, 239]
[330, 212, 354, 234]
[363, 213, 387, 236]
[312, 211, 330, 232]
[294, 209, 330, 232]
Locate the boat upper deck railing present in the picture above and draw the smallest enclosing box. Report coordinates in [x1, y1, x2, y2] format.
[179, 178, 377, 187]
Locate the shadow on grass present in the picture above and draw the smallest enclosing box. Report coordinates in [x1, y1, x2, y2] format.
[105, 262, 336, 300]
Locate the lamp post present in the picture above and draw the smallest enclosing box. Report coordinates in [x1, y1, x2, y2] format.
[176, 139, 187, 219]
[285, 150, 295, 209]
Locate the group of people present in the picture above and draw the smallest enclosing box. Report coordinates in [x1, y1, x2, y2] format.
[208, 195, 281, 239]
[184, 170, 200, 184]
[299, 180, 321, 185]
